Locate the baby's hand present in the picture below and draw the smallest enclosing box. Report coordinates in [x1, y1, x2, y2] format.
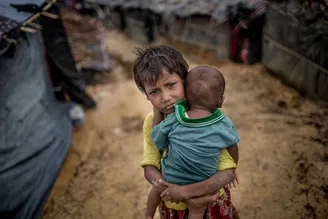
[159, 180, 186, 203]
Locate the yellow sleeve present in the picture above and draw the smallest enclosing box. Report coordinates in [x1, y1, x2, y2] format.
[217, 148, 237, 171]
[140, 111, 161, 169]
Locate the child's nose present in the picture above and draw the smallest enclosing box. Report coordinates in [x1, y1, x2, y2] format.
[161, 91, 172, 103]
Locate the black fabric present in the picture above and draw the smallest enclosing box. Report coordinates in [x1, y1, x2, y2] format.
[0, 32, 72, 219]
[246, 14, 265, 64]
[227, 2, 266, 64]
[40, 5, 96, 109]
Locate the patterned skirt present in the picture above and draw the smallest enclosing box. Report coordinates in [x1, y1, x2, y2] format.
[159, 186, 239, 219]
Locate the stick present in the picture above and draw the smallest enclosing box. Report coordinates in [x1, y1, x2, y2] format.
[20, 26, 37, 33]
[41, 11, 59, 19]
[27, 22, 42, 29]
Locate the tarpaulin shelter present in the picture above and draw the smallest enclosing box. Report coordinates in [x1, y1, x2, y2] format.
[83, 0, 159, 43]
[0, 1, 74, 218]
[166, 0, 233, 59]
[263, 0, 328, 100]
[85, 0, 266, 61]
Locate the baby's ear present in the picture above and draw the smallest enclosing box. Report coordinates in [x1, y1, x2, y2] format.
[218, 96, 225, 108]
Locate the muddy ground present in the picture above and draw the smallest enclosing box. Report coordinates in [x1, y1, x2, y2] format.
[42, 25, 328, 219]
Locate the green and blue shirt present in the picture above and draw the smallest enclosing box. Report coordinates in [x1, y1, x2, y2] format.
[151, 98, 239, 185]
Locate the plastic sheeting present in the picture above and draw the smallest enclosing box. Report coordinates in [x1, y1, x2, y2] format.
[1, 1, 96, 108]
[0, 0, 44, 31]
[0, 0, 45, 57]
[85, 0, 263, 19]
[0, 32, 72, 219]
[86, 0, 266, 62]
[263, 3, 328, 100]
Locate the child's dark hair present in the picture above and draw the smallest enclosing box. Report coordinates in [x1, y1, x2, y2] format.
[133, 45, 189, 93]
[186, 66, 225, 110]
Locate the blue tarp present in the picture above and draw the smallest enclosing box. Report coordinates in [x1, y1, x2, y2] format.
[0, 0, 45, 35]
[0, 0, 44, 22]
[0, 30, 72, 219]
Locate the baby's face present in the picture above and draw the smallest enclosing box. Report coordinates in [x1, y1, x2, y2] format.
[144, 70, 185, 114]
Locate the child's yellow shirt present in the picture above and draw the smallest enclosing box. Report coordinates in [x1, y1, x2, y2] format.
[141, 112, 237, 210]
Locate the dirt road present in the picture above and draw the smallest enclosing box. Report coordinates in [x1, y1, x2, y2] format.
[42, 30, 328, 219]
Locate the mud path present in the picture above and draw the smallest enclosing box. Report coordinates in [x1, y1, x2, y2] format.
[42, 30, 328, 219]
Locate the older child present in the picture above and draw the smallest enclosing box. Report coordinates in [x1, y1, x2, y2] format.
[146, 66, 239, 219]
[133, 45, 239, 219]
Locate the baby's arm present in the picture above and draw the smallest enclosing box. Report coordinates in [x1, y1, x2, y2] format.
[226, 144, 239, 165]
[151, 114, 175, 151]
[145, 186, 162, 219]
[144, 166, 164, 184]
[153, 108, 163, 127]
[223, 116, 239, 165]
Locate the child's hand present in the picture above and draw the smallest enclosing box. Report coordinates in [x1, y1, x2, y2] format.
[159, 179, 186, 203]
[228, 169, 239, 189]
[151, 178, 168, 193]
[186, 190, 221, 208]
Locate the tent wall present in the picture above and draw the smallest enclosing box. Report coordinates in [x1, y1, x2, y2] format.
[263, 4, 328, 100]
[0, 32, 72, 219]
[169, 16, 231, 59]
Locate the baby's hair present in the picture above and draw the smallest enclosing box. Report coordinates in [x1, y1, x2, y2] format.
[186, 66, 225, 110]
[133, 45, 189, 93]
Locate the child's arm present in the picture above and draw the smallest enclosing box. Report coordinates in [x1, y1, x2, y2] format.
[160, 148, 238, 202]
[226, 144, 239, 165]
[185, 190, 223, 209]
[142, 112, 169, 192]
[159, 168, 235, 202]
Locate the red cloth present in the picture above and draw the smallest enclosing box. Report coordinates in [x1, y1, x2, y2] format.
[159, 186, 239, 219]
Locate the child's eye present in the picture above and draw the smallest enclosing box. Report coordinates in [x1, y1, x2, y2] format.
[149, 90, 159, 95]
[167, 82, 176, 88]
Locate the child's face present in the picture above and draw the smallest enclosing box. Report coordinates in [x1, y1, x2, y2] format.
[144, 70, 185, 114]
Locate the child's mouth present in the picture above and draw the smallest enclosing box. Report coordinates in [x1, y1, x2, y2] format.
[165, 104, 173, 110]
